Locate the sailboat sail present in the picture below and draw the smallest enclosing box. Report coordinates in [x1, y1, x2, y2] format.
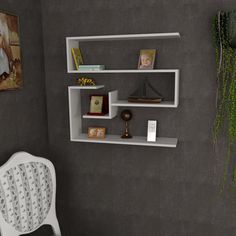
[128, 79, 164, 103]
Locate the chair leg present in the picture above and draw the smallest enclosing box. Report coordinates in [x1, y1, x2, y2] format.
[51, 219, 61, 236]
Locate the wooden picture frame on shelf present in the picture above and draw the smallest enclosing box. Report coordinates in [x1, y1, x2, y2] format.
[138, 49, 156, 70]
[87, 94, 109, 116]
[88, 127, 106, 139]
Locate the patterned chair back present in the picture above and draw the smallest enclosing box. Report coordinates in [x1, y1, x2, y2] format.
[0, 152, 61, 236]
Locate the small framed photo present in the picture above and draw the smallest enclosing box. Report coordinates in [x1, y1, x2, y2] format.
[87, 94, 109, 116]
[88, 127, 106, 139]
[89, 95, 103, 113]
[138, 49, 156, 70]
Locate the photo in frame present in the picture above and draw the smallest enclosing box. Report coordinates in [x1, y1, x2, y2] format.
[87, 94, 109, 116]
[0, 11, 22, 91]
[138, 49, 156, 70]
[90, 95, 103, 113]
[88, 127, 106, 139]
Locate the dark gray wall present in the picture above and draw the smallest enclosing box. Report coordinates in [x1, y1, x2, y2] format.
[0, 2, 50, 235]
[41, 0, 236, 236]
[0, 2, 48, 161]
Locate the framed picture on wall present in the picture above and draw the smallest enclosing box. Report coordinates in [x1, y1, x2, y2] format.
[0, 10, 22, 91]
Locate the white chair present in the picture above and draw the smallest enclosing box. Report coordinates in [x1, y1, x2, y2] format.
[0, 151, 61, 236]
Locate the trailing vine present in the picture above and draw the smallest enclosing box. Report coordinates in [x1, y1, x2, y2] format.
[212, 11, 236, 189]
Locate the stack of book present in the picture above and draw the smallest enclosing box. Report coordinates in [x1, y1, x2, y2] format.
[78, 65, 105, 71]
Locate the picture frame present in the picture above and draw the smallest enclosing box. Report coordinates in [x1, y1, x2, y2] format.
[138, 49, 156, 70]
[90, 95, 103, 113]
[88, 127, 106, 139]
[87, 94, 109, 116]
[0, 10, 22, 91]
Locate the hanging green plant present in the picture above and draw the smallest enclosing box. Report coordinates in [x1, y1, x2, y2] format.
[212, 10, 236, 189]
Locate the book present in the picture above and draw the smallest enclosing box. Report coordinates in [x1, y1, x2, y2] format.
[79, 65, 104, 68]
[71, 48, 84, 70]
[78, 65, 105, 71]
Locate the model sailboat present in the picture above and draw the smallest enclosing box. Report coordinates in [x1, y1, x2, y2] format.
[128, 79, 164, 103]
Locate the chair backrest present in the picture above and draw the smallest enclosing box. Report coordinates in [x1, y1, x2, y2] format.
[0, 152, 57, 234]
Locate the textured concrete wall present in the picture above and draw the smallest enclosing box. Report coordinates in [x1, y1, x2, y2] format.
[0, 2, 48, 162]
[0, 0, 50, 236]
[41, 0, 236, 235]
[0, 2, 49, 234]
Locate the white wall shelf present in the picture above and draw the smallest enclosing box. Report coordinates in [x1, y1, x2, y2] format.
[68, 86, 178, 147]
[68, 85, 105, 89]
[68, 87, 118, 131]
[110, 69, 179, 108]
[68, 70, 179, 108]
[67, 32, 180, 42]
[71, 134, 177, 148]
[68, 69, 179, 74]
[67, 32, 180, 147]
[68, 86, 110, 139]
[112, 101, 176, 108]
[66, 32, 180, 72]
[82, 114, 112, 119]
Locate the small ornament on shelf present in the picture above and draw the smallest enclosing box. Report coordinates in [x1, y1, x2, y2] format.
[77, 77, 96, 86]
[121, 109, 133, 139]
[147, 120, 157, 142]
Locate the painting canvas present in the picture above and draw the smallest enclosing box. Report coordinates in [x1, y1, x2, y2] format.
[0, 11, 22, 91]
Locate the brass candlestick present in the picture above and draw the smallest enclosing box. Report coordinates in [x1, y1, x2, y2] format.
[121, 109, 132, 139]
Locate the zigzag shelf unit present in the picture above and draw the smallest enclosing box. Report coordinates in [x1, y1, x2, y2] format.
[67, 32, 180, 147]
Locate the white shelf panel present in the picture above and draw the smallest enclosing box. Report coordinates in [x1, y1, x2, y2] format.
[111, 100, 177, 108]
[71, 134, 178, 147]
[68, 85, 104, 89]
[67, 32, 180, 42]
[68, 69, 179, 74]
[69, 85, 104, 89]
[82, 114, 113, 119]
